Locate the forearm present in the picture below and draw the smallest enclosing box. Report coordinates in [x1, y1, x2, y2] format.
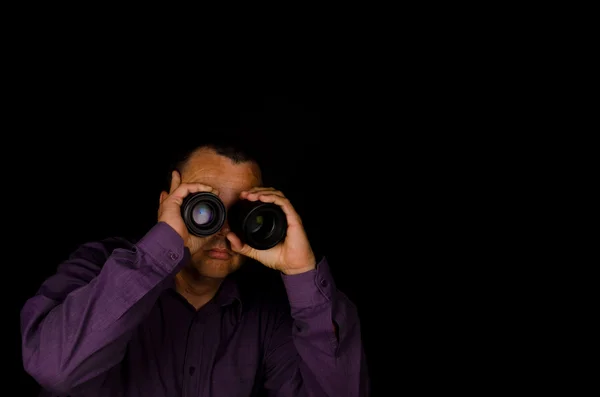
[280, 258, 369, 397]
[20, 222, 188, 394]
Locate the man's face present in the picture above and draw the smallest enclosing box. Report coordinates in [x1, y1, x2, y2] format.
[179, 148, 262, 278]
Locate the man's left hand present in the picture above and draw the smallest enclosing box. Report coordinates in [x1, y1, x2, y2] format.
[226, 187, 316, 275]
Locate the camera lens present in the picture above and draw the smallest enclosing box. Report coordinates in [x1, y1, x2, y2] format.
[181, 192, 226, 236]
[229, 200, 287, 250]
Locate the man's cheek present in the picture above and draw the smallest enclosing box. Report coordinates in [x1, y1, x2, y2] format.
[190, 235, 207, 247]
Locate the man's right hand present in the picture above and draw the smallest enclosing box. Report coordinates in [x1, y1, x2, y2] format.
[158, 170, 218, 254]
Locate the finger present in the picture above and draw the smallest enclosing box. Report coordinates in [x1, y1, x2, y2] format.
[226, 232, 243, 252]
[247, 187, 276, 192]
[226, 232, 259, 259]
[169, 183, 219, 205]
[169, 170, 181, 194]
[240, 187, 278, 197]
[248, 193, 301, 225]
[242, 189, 285, 200]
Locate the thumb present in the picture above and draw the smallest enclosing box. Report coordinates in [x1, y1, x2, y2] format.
[227, 232, 259, 260]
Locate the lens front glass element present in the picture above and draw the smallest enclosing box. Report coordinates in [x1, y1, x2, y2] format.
[247, 212, 274, 240]
[192, 203, 213, 225]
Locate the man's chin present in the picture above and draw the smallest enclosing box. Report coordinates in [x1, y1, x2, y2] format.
[190, 259, 241, 278]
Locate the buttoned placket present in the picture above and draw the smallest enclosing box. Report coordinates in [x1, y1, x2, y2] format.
[181, 302, 217, 397]
[181, 301, 228, 397]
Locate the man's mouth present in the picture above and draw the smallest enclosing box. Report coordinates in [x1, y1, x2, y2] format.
[206, 248, 231, 259]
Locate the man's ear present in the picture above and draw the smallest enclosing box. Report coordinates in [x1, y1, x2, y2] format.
[159, 191, 169, 204]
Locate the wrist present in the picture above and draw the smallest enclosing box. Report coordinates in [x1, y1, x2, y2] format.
[281, 255, 317, 275]
[281, 265, 316, 276]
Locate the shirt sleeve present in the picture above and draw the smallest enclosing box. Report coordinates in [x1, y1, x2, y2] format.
[262, 257, 370, 397]
[20, 222, 189, 395]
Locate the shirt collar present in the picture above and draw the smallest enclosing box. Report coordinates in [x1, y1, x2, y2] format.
[165, 274, 241, 304]
[214, 276, 242, 308]
[165, 273, 243, 318]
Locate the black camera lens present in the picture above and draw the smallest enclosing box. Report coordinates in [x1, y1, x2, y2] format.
[181, 192, 226, 236]
[229, 200, 287, 250]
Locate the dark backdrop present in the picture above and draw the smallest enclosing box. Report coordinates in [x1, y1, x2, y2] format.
[12, 95, 383, 396]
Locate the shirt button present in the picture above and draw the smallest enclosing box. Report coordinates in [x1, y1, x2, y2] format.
[320, 279, 328, 287]
[189, 366, 195, 375]
[169, 251, 179, 260]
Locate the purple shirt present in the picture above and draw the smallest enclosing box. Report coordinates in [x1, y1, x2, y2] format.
[21, 222, 369, 396]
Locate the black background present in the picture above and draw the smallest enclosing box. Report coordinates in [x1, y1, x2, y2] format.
[3, 6, 548, 394]
[7, 77, 507, 396]
[12, 94, 398, 396]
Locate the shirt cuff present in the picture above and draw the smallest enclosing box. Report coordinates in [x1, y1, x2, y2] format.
[136, 222, 190, 274]
[281, 257, 335, 309]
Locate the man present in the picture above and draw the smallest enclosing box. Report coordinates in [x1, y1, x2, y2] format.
[21, 141, 369, 396]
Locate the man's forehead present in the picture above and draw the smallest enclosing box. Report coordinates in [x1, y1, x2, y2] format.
[180, 150, 261, 190]
[183, 167, 259, 187]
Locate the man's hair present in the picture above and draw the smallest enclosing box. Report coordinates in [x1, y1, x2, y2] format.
[163, 131, 263, 191]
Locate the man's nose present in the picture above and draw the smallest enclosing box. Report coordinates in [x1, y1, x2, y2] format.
[217, 218, 231, 236]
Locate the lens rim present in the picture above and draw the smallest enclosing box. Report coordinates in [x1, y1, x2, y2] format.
[181, 192, 226, 236]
